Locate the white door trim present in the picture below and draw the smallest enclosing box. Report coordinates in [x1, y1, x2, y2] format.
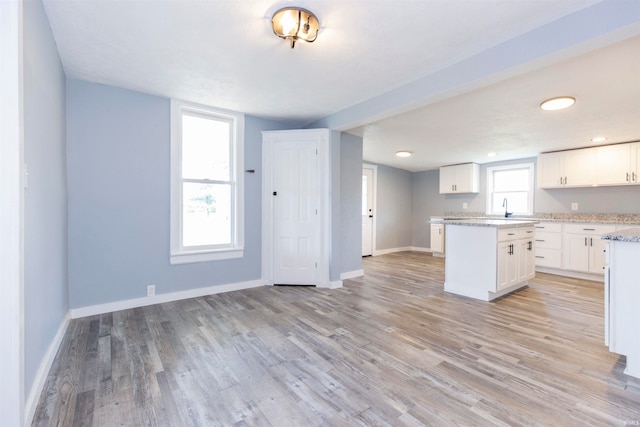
[0, 1, 25, 425]
[262, 129, 331, 287]
[362, 163, 378, 257]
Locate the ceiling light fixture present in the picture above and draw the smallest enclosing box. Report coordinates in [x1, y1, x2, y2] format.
[591, 136, 607, 143]
[540, 96, 576, 111]
[396, 150, 412, 158]
[271, 7, 319, 49]
[487, 152, 497, 157]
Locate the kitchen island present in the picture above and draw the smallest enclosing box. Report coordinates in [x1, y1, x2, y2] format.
[432, 218, 538, 301]
[602, 228, 640, 379]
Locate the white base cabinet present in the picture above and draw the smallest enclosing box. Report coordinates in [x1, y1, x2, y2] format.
[563, 224, 615, 274]
[444, 224, 535, 301]
[533, 222, 562, 269]
[430, 223, 445, 257]
[605, 238, 640, 379]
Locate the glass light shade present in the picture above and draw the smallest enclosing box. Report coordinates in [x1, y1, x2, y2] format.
[272, 7, 319, 48]
[395, 150, 412, 158]
[540, 96, 576, 111]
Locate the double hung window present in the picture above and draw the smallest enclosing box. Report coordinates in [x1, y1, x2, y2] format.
[170, 101, 244, 264]
[486, 163, 534, 216]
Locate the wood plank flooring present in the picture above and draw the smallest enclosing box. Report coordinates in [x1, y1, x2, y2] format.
[33, 252, 640, 426]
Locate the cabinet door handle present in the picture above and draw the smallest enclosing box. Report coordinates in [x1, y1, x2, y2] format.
[590, 237, 593, 247]
[528, 241, 532, 251]
[584, 237, 588, 246]
[535, 239, 545, 242]
[535, 255, 544, 259]
[583, 228, 595, 231]
[627, 172, 630, 182]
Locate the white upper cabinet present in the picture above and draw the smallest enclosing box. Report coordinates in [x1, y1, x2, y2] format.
[595, 143, 635, 185]
[563, 149, 596, 187]
[537, 152, 564, 188]
[539, 142, 640, 189]
[439, 163, 480, 194]
[538, 149, 595, 188]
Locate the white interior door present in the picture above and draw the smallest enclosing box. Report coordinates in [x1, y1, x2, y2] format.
[362, 167, 374, 256]
[273, 139, 319, 285]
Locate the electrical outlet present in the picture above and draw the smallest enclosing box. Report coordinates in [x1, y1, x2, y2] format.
[571, 202, 578, 211]
[462, 202, 468, 209]
[147, 285, 155, 297]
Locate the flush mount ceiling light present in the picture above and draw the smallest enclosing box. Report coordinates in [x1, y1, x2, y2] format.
[395, 150, 412, 158]
[271, 7, 319, 49]
[591, 136, 607, 143]
[540, 96, 576, 111]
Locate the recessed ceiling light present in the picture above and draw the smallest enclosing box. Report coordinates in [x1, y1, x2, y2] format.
[540, 96, 576, 111]
[395, 150, 412, 158]
[591, 136, 607, 143]
[487, 152, 496, 157]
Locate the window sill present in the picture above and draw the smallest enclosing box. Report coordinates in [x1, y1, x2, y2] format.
[170, 248, 244, 265]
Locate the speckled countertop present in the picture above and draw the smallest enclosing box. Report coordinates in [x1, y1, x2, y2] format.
[601, 228, 640, 242]
[430, 218, 538, 228]
[435, 212, 640, 225]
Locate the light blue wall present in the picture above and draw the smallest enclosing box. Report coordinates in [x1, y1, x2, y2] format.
[66, 79, 285, 308]
[411, 169, 442, 248]
[340, 133, 363, 274]
[23, 0, 69, 399]
[374, 164, 413, 251]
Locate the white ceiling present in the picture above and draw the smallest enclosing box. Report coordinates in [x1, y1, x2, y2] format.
[42, 0, 640, 171]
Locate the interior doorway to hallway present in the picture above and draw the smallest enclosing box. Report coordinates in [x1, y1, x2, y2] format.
[362, 164, 377, 257]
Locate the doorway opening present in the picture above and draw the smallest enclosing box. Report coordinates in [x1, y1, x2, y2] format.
[362, 164, 377, 257]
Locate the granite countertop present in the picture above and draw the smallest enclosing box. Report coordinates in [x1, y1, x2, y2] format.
[431, 212, 640, 225]
[430, 218, 538, 228]
[601, 228, 640, 242]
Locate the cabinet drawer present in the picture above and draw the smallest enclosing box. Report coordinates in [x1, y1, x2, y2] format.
[518, 228, 535, 239]
[534, 222, 562, 233]
[535, 248, 562, 268]
[534, 232, 562, 249]
[498, 229, 520, 241]
[564, 223, 615, 235]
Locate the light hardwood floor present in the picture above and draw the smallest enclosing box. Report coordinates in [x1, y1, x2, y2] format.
[33, 252, 640, 426]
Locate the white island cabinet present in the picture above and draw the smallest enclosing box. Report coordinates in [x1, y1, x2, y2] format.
[439, 219, 537, 301]
[603, 228, 640, 379]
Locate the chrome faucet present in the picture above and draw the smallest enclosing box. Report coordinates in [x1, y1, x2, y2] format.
[503, 198, 513, 218]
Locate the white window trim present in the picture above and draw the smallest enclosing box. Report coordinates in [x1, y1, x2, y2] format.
[170, 100, 244, 264]
[485, 163, 535, 215]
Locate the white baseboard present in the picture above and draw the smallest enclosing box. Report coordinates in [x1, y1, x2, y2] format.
[319, 280, 343, 289]
[373, 246, 413, 256]
[24, 311, 70, 427]
[410, 246, 430, 253]
[70, 279, 264, 319]
[373, 247, 432, 256]
[535, 267, 604, 283]
[340, 269, 364, 280]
